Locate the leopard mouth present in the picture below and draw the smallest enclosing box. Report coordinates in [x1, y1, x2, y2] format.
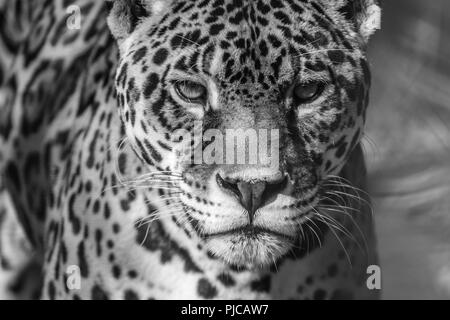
[202, 224, 297, 268]
[203, 225, 295, 242]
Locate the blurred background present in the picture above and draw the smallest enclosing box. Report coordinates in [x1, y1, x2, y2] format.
[366, 0, 450, 299]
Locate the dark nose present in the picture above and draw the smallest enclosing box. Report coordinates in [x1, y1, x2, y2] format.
[216, 174, 288, 222]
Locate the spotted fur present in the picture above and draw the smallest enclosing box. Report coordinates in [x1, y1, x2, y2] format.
[0, 0, 380, 299]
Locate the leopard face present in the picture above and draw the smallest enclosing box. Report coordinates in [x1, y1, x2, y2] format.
[109, 0, 378, 269]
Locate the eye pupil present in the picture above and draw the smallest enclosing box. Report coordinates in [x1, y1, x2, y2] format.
[293, 82, 323, 103]
[175, 81, 207, 103]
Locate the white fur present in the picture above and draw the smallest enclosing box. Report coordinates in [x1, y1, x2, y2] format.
[151, 1, 165, 15]
[359, 3, 381, 40]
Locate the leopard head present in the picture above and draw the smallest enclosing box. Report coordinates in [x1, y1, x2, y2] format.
[107, 0, 380, 269]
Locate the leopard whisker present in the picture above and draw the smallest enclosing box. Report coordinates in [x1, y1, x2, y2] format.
[325, 175, 371, 197]
[303, 215, 323, 249]
[318, 205, 369, 257]
[320, 195, 360, 213]
[312, 207, 352, 267]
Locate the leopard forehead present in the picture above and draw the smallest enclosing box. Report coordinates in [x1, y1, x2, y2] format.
[119, 0, 366, 77]
[114, 0, 370, 164]
[116, 0, 369, 125]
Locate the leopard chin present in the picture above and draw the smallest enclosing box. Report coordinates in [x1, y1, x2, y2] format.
[204, 230, 293, 269]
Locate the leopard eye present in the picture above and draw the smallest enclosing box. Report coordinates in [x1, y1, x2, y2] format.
[175, 80, 207, 104]
[293, 82, 324, 104]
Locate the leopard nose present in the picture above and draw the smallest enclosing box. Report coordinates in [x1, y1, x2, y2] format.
[216, 173, 289, 222]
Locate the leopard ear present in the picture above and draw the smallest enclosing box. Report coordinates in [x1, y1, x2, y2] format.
[106, 0, 170, 42]
[338, 0, 381, 41]
[106, 0, 149, 41]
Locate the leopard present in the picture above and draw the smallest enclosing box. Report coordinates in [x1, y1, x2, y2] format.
[0, 0, 381, 299]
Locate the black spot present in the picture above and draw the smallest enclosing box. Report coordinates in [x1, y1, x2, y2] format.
[226, 31, 237, 40]
[217, 273, 236, 287]
[305, 60, 326, 72]
[117, 63, 128, 88]
[124, 289, 140, 300]
[68, 194, 81, 235]
[95, 229, 103, 256]
[118, 153, 127, 175]
[106, 240, 114, 249]
[128, 270, 138, 279]
[313, 288, 327, 300]
[5, 162, 21, 192]
[169, 17, 181, 30]
[85, 180, 92, 192]
[112, 223, 121, 234]
[250, 275, 271, 293]
[48, 281, 56, 300]
[104, 202, 111, 219]
[91, 284, 109, 300]
[143, 73, 159, 99]
[86, 130, 99, 168]
[170, 33, 183, 50]
[135, 216, 202, 273]
[330, 289, 354, 300]
[153, 48, 169, 65]
[360, 58, 371, 85]
[274, 10, 291, 24]
[305, 275, 314, 285]
[132, 47, 148, 64]
[197, 278, 217, 299]
[112, 265, 122, 279]
[327, 264, 339, 277]
[328, 49, 345, 63]
[60, 240, 68, 263]
[270, 0, 284, 9]
[143, 139, 162, 162]
[93, 199, 100, 214]
[120, 199, 130, 211]
[256, 1, 270, 14]
[77, 241, 89, 278]
[258, 40, 269, 56]
[210, 23, 225, 35]
[267, 34, 282, 48]
[335, 142, 348, 159]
